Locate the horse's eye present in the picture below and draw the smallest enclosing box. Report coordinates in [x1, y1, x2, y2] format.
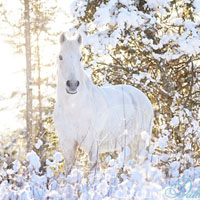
[80, 57, 82, 62]
[59, 55, 63, 60]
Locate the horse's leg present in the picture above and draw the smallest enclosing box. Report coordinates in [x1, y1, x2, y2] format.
[88, 141, 99, 171]
[61, 140, 78, 175]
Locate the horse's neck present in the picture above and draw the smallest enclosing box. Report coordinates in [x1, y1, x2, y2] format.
[82, 71, 94, 90]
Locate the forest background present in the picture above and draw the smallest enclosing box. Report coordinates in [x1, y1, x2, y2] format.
[0, 0, 199, 199]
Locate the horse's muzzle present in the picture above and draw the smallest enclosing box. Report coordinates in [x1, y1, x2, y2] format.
[65, 80, 79, 94]
[66, 89, 77, 94]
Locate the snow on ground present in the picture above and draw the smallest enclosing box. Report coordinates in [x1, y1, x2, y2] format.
[0, 150, 200, 200]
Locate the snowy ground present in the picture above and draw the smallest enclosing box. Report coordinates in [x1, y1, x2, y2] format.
[1, 150, 200, 200]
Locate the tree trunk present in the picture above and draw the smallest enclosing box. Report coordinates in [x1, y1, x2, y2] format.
[36, 34, 43, 134]
[24, 0, 32, 152]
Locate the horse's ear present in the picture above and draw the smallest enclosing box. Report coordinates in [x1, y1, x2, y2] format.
[77, 34, 82, 44]
[60, 33, 66, 44]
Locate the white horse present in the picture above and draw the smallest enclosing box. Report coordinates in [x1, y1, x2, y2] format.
[54, 33, 154, 174]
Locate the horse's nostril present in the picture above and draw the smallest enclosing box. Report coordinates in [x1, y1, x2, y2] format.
[77, 81, 80, 87]
[66, 80, 71, 87]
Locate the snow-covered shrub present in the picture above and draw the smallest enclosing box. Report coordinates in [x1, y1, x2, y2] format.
[1, 149, 200, 199]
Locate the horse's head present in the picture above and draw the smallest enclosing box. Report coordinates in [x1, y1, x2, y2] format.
[58, 33, 83, 95]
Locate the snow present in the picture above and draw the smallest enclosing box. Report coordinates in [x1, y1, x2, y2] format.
[94, 5, 111, 27]
[13, 160, 21, 173]
[46, 152, 63, 174]
[130, 168, 143, 182]
[170, 116, 179, 127]
[26, 151, 41, 172]
[161, 154, 168, 162]
[158, 136, 168, 151]
[185, 141, 192, 151]
[178, 38, 200, 56]
[1, 152, 200, 199]
[53, 152, 63, 162]
[146, 0, 170, 9]
[66, 169, 83, 183]
[35, 139, 43, 149]
[193, 0, 200, 14]
[47, 168, 54, 178]
[118, 9, 141, 29]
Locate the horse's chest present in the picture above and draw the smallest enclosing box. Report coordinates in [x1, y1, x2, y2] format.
[54, 104, 95, 136]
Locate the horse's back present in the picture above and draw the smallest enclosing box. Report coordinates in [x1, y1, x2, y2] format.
[101, 84, 153, 118]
